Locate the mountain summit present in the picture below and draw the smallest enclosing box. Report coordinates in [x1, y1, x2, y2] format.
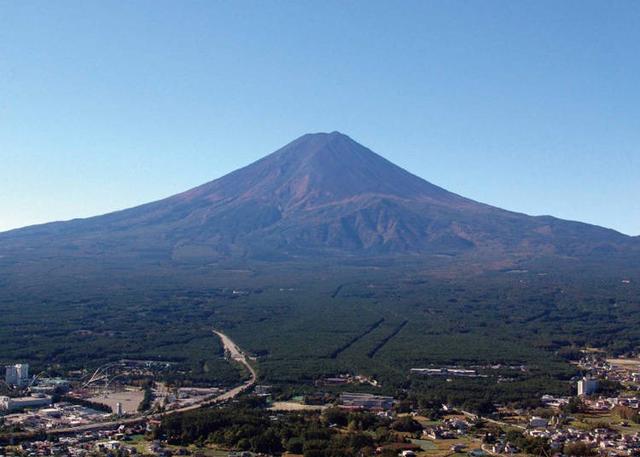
[0, 132, 636, 265]
[181, 131, 467, 209]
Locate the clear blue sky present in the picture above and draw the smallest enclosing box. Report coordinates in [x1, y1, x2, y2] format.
[1, 1, 638, 235]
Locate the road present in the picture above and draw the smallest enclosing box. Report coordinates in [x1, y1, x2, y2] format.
[212, 330, 257, 402]
[460, 410, 525, 430]
[2, 330, 257, 441]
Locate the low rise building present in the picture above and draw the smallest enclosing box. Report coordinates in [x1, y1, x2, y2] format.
[0, 394, 52, 411]
[529, 416, 549, 428]
[410, 367, 479, 377]
[340, 392, 393, 410]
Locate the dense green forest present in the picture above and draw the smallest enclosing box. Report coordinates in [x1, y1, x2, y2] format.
[0, 286, 246, 386]
[0, 258, 638, 403]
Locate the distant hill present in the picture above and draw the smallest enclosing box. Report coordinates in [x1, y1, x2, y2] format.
[0, 132, 637, 269]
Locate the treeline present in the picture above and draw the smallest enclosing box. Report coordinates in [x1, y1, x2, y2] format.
[614, 406, 640, 424]
[156, 400, 418, 457]
[138, 382, 155, 412]
[407, 370, 574, 413]
[0, 289, 244, 389]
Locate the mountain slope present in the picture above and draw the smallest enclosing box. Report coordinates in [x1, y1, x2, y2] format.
[0, 132, 636, 265]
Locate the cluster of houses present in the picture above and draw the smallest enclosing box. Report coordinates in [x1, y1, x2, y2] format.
[584, 396, 640, 412]
[315, 373, 379, 387]
[527, 426, 640, 455]
[486, 441, 519, 454]
[14, 440, 88, 457]
[1, 424, 277, 457]
[7, 424, 146, 456]
[423, 417, 472, 439]
[579, 354, 640, 384]
[5, 354, 640, 457]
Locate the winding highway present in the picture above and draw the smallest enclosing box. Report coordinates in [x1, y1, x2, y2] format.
[211, 330, 257, 402]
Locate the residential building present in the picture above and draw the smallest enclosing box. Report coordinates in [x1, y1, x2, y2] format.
[577, 377, 598, 396]
[529, 416, 549, 428]
[4, 363, 29, 387]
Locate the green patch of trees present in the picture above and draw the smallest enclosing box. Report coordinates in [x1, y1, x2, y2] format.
[157, 402, 397, 457]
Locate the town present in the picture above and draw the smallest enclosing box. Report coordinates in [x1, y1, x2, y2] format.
[2, 348, 640, 457]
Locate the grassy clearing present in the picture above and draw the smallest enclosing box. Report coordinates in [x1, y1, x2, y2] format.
[571, 412, 640, 434]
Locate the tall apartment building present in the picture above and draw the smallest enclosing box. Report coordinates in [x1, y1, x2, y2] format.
[4, 363, 29, 387]
[577, 377, 598, 396]
[4, 365, 18, 385]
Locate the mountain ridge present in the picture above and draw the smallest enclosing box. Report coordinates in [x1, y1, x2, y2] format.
[0, 132, 637, 266]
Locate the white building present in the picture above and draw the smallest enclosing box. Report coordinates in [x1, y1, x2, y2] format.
[577, 377, 598, 396]
[4, 365, 18, 385]
[529, 416, 549, 428]
[4, 363, 29, 387]
[0, 395, 51, 411]
[95, 441, 120, 451]
[340, 392, 394, 410]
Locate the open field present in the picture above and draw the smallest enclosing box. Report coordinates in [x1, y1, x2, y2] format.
[128, 435, 232, 456]
[607, 358, 640, 370]
[410, 435, 483, 457]
[269, 401, 327, 411]
[88, 387, 144, 414]
[571, 412, 640, 434]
